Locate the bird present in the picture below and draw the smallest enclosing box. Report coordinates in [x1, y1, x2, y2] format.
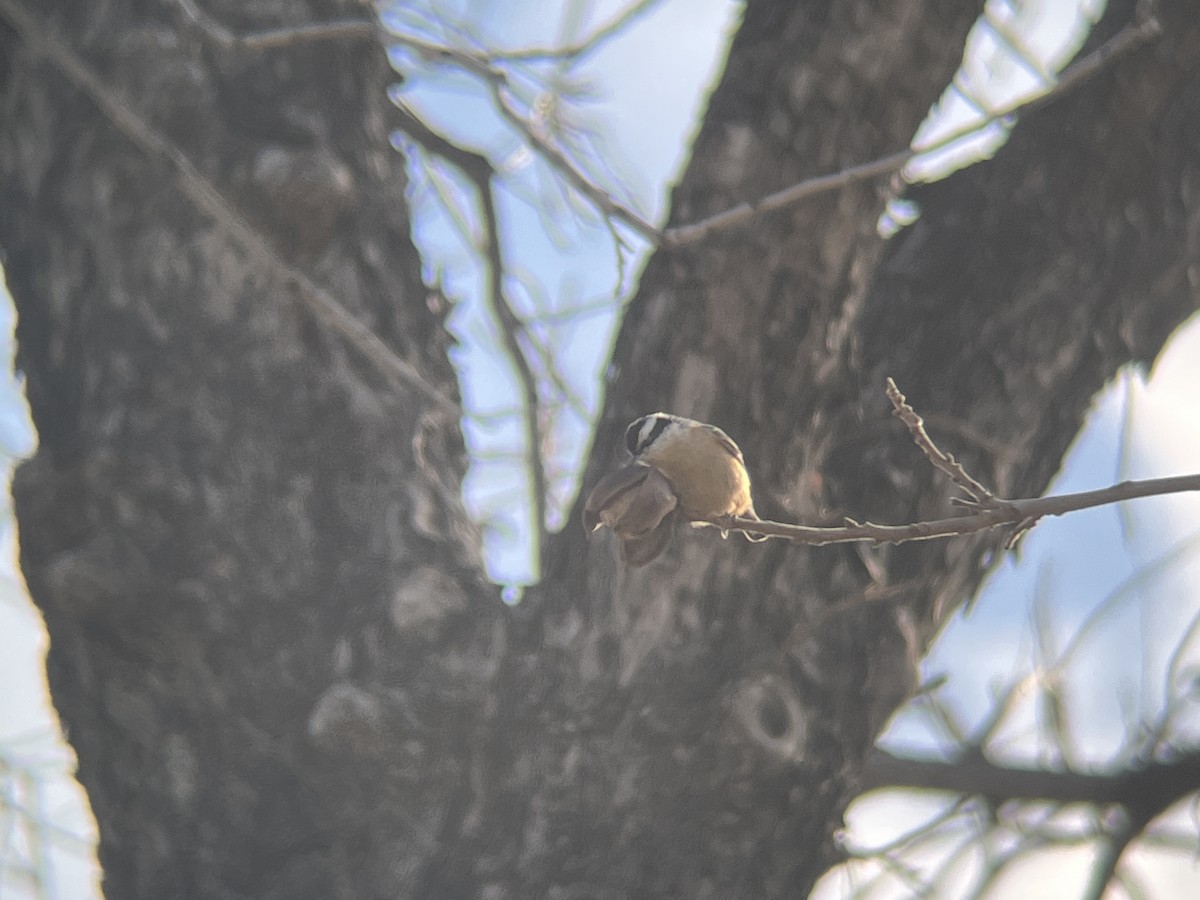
[623, 412, 767, 540]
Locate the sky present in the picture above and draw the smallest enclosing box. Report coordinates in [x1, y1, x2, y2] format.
[2, 0, 1200, 897]
[819, 321, 1200, 897]
[389, 0, 741, 578]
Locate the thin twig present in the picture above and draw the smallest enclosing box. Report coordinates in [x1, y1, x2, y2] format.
[519, 326, 591, 421]
[179, 0, 1160, 253]
[0, 0, 456, 413]
[912, 689, 970, 750]
[385, 30, 660, 243]
[393, 105, 550, 568]
[486, 80, 660, 242]
[1138, 589, 1200, 755]
[979, 10, 1055, 87]
[1053, 530, 1200, 682]
[711, 377, 1200, 546]
[476, 179, 549, 571]
[179, 0, 660, 68]
[1029, 580, 1076, 770]
[962, 530, 1200, 767]
[1081, 814, 1136, 900]
[520, 294, 624, 326]
[718, 472, 1200, 546]
[176, 0, 377, 50]
[886, 378, 996, 503]
[847, 800, 983, 899]
[974, 671, 1040, 749]
[483, 0, 663, 63]
[661, 15, 1162, 247]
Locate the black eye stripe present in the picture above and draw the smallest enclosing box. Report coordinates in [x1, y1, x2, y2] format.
[625, 414, 675, 456]
[624, 419, 644, 455]
[642, 416, 671, 452]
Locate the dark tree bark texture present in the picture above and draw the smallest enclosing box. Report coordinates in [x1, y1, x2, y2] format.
[2, 0, 1198, 898]
[1, 1, 493, 897]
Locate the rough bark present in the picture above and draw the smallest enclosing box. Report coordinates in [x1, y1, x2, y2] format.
[1, 1, 1197, 899]
[2, 1, 494, 897]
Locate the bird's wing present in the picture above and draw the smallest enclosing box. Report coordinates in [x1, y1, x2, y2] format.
[702, 424, 745, 463]
[581, 463, 652, 531]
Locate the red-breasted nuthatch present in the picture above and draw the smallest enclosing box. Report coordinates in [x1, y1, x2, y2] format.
[584, 413, 766, 565]
[624, 413, 764, 528]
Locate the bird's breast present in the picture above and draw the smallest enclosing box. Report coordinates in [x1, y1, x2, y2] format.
[651, 449, 753, 520]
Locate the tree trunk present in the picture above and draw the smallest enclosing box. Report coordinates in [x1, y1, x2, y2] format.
[2, 1, 489, 896]
[2, 0, 1197, 898]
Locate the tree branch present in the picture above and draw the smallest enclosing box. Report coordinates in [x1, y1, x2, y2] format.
[723, 471, 1199, 546]
[863, 748, 1200, 812]
[711, 378, 1200, 547]
[176, 0, 377, 50]
[481, 0, 664, 63]
[660, 14, 1163, 246]
[887, 378, 996, 503]
[475, 177, 550, 571]
[393, 104, 550, 570]
[177, 0, 1163, 255]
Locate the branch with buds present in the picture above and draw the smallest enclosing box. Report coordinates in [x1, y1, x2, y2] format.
[587, 378, 1200, 562]
[715, 378, 1200, 548]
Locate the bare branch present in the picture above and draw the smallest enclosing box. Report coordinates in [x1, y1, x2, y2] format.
[1029, 583, 1077, 769]
[719, 472, 1200, 547]
[1082, 813, 1138, 900]
[863, 748, 1200, 812]
[0, 0, 456, 413]
[178, 0, 660, 69]
[978, 9, 1055, 87]
[1137, 599, 1200, 756]
[475, 180, 550, 570]
[483, 0, 664, 63]
[704, 377, 1200, 548]
[383, 30, 661, 244]
[176, 0, 662, 255]
[393, 104, 550, 569]
[390, 104, 492, 183]
[519, 327, 591, 421]
[662, 15, 1163, 247]
[484, 80, 660, 243]
[887, 378, 995, 503]
[176, 0, 377, 50]
[178, 0, 1161, 256]
[520, 294, 624, 327]
[856, 525, 1200, 897]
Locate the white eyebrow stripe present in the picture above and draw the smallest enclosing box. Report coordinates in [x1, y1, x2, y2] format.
[637, 415, 675, 454]
[638, 417, 658, 449]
